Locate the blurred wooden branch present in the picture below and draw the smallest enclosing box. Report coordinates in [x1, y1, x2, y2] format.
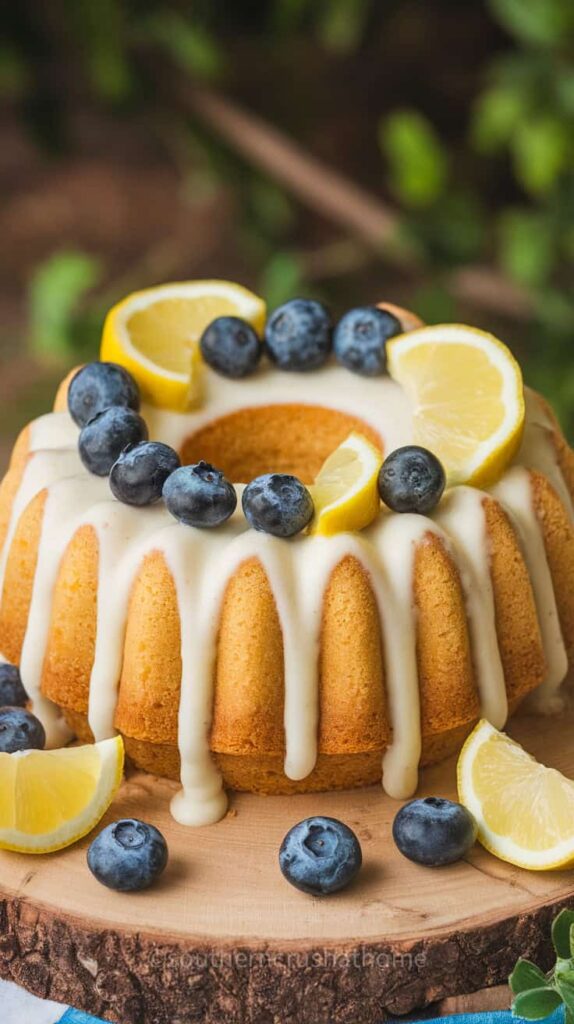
[188, 87, 409, 256]
[168, 78, 534, 320]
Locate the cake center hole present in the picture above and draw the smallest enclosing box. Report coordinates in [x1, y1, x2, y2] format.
[180, 404, 382, 484]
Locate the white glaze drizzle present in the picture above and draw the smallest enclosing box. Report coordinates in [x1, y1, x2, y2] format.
[375, 515, 431, 798]
[0, 369, 572, 824]
[520, 389, 574, 520]
[433, 487, 508, 728]
[492, 466, 568, 705]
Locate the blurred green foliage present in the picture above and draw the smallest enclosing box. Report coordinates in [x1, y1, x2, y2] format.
[378, 0, 574, 434]
[142, 11, 223, 81]
[30, 252, 102, 359]
[380, 112, 449, 210]
[2, 0, 573, 435]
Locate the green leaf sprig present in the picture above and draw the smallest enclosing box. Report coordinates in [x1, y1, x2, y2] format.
[510, 909, 574, 1022]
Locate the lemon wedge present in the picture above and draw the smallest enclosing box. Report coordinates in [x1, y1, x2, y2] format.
[101, 280, 266, 411]
[0, 736, 124, 854]
[387, 324, 525, 487]
[309, 432, 382, 536]
[458, 720, 574, 870]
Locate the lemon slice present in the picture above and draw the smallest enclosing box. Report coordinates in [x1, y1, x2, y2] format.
[387, 324, 525, 487]
[0, 736, 124, 854]
[101, 280, 266, 411]
[458, 720, 574, 870]
[309, 432, 382, 536]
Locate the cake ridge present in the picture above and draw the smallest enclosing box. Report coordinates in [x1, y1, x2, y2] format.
[492, 465, 569, 694]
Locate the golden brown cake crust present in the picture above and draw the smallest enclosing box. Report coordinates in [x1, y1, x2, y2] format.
[483, 495, 546, 700]
[42, 525, 99, 713]
[66, 711, 472, 795]
[0, 425, 30, 555]
[0, 489, 46, 664]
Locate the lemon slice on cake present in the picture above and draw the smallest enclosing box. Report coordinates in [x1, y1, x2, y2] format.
[458, 720, 574, 870]
[0, 736, 124, 854]
[309, 432, 382, 536]
[387, 324, 525, 487]
[101, 280, 266, 411]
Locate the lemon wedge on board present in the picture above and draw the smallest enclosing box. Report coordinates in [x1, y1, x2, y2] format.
[458, 720, 574, 870]
[0, 736, 124, 854]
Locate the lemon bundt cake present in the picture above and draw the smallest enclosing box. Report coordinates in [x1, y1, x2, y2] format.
[0, 285, 573, 828]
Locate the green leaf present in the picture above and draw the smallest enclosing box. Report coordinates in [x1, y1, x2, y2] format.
[67, 0, 132, 103]
[535, 290, 574, 334]
[318, 0, 369, 54]
[146, 13, 223, 81]
[489, 0, 574, 47]
[410, 283, 456, 323]
[510, 959, 548, 995]
[512, 987, 563, 1020]
[260, 252, 306, 309]
[29, 251, 101, 358]
[552, 910, 574, 959]
[555, 68, 574, 117]
[471, 87, 526, 153]
[417, 192, 487, 265]
[380, 110, 448, 209]
[512, 117, 571, 195]
[249, 178, 295, 234]
[497, 209, 556, 286]
[271, 0, 309, 33]
[556, 975, 574, 1015]
[0, 44, 29, 99]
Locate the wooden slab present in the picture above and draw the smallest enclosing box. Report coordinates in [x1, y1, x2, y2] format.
[1, 708, 574, 1024]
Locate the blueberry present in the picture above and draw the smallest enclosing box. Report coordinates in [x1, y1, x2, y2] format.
[242, 474, 314, 537]
[0, 663, 28, 708]
[87, 818, 168, 892]
[200, 316, 261, 379]
[333, 306, 401, 376]
[279, 817, 362, 895]
[79, 407, 149, 477]
[68, 363, 140, 428]
[264, 298, 332, 371]
[378, 446, 446, 514]
[0, 707, 45, 753]
[163, 462, 237, 528]
[393, 797, 477, 867]
[110, 442, 181, 506]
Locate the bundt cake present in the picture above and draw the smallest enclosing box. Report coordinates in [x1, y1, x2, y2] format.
[0, 297, 573, 828]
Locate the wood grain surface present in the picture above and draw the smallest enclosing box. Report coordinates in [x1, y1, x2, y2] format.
[0, 708, 573, 1023]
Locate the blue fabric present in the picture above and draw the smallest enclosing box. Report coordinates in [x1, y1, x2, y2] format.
[57, 1006, 565, 1024]
[406, 1010, 564, 1024]
[60, 1011, 109, 1024]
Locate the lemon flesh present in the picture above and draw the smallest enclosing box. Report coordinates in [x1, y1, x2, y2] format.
[387, 324, 525, 487]
[458, 720, 574, 870]
[101, 280, 266, 411]
[310, 431, 382, 536]
[0, 736, 124, 854]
